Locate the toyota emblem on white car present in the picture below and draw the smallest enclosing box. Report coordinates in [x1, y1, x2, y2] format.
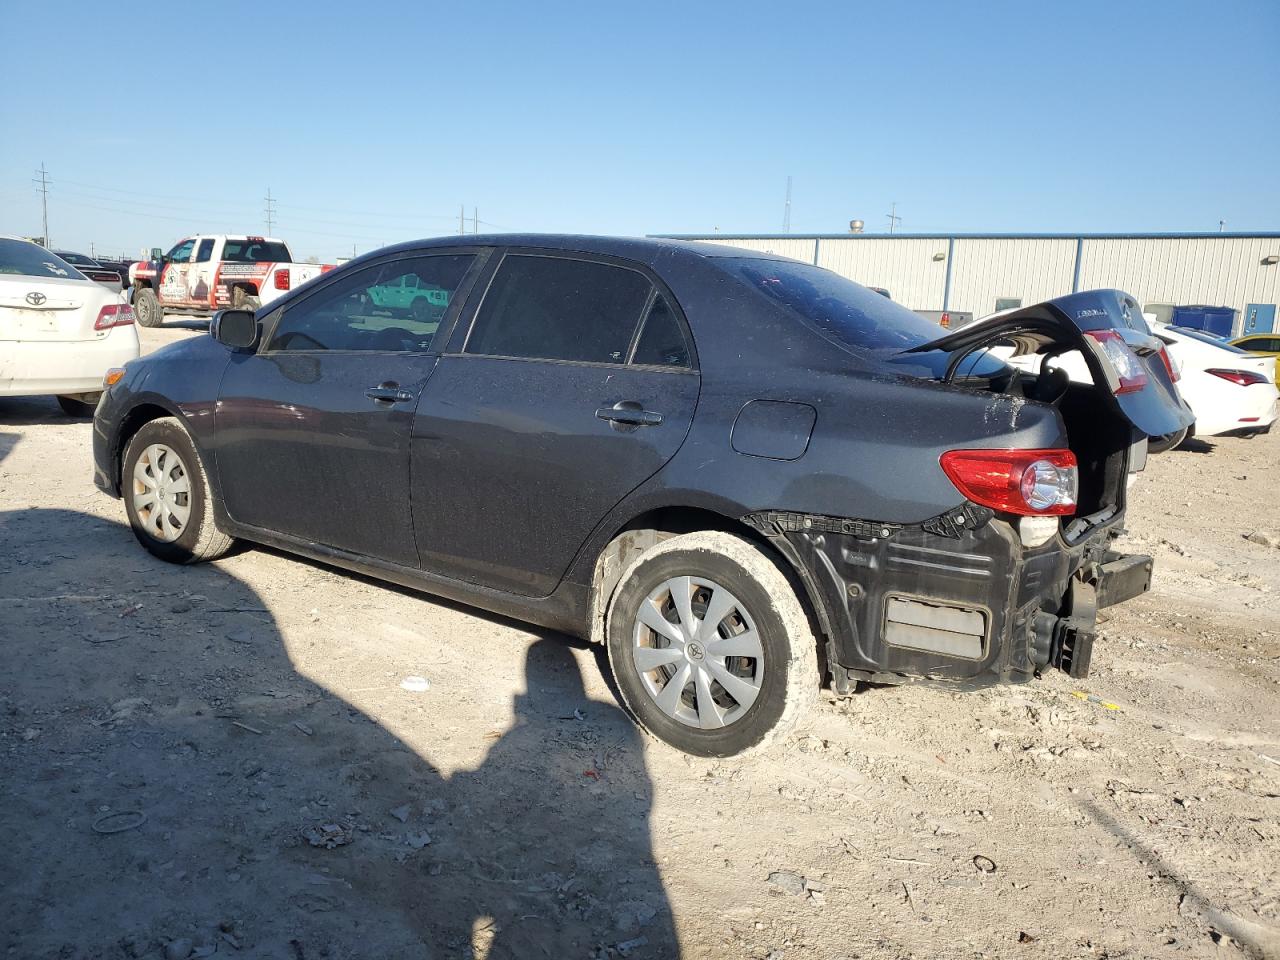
[25, 291, 47, 306]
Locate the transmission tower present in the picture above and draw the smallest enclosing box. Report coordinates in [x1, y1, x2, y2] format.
[32, 163, 51, 246]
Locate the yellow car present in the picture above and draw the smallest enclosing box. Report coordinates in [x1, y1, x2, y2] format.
[1231, 333, 1280, 381]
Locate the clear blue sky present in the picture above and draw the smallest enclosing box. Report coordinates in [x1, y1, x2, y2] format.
[2, 0, 1276, 261]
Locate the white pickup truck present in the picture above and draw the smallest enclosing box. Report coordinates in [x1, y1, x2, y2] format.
[129, 235, 332, 327]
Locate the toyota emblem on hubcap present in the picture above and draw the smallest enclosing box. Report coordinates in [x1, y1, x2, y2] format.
[25, 292, 47, 306]
[687, 641, 705, 661]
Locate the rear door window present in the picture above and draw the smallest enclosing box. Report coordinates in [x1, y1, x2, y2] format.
[465, 255, 652, 364]
[194, 239, 215, 263]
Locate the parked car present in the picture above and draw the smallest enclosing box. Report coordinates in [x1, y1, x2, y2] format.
[92, 236, 1190, 756]
[128, 235, 333, 327]
[1231, 332, 1280, 381]
[1004, 319, 1276, 451]
[0, 237, 139, 416]
[51, 250, 124, 293]
[93, 256, 135, 289]
[1152, 326, 1277, 448]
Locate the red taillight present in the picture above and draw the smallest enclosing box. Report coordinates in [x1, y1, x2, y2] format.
[939, 312, 951, 328]
[273, 269, 290, 291]
[940, 449, 1078, 516]
[320, 263, 337, 273]
[94, 304, 134, 330]
[1207, 368, 1267, 387]
[1084, 329, 1148, 394]
[1158, 344, 1180, 383]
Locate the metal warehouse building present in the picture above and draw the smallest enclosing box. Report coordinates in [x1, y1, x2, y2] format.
[655, 233, 1280, 337]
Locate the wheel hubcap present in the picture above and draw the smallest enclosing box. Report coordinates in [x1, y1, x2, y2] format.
[631, 576, 764, 730]
[132, 443, 192, 543]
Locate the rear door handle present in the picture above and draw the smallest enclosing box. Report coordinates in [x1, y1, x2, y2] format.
[366, 382, 414, 404]
[595, 402, 663, 427]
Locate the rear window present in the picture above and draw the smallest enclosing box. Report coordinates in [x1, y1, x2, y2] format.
[54, 251, 99, 267]
[0, 239, 88, 281]
[722, 258, 942, 352]
[1171, 327, 1249, 354]
[221, 239, 292, 263]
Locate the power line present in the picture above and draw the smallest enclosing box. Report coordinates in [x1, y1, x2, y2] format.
[32, 163, 51, 246]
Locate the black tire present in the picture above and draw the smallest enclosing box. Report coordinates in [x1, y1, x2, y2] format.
[605, 531, 819, 757]
[409, 297, 432, 322]
[133, 286, 164, 327]
[57, 395, 98, 418]
[231, 286, 261, 311]
[1148, 426, 1189, 454]
[122, 417, 235, 564]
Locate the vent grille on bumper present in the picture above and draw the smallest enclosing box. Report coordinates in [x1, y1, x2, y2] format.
[884, 596, 988, 660]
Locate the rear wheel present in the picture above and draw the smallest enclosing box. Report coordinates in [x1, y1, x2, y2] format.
[133, 286, 163, 327]
[122, 417, 234, 564]
[57, 395, 98, 418]
[605, 531, 819, 757]
[1148, 426, 1189, 453]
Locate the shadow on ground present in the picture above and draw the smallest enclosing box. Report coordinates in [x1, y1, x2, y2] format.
[0, 509, 676, 959]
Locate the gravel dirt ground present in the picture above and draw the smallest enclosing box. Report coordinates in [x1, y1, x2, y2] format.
[2, 324, 1278, 960]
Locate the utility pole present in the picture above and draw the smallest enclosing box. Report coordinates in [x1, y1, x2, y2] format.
[782, 176, 792, 233]
[264, 188, 277, 235]
[473, 207, 478, 235]
[886, 202, 902, 234]
[32, 163, 51, 247]
[459, 204, 466, 236]
[90, 241, 96, 258]
[1219, 219, 1225, 233]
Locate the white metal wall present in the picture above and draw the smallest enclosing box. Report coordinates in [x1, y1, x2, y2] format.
[815, 238, 947, 311]
[1077, 237, 1280, 321]
[668, 234, 1280, 333]
[948, 238, 1077, 316]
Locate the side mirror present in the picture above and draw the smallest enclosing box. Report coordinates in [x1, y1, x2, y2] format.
[211, 309, 259, 350]
[150, 247, 164, 260]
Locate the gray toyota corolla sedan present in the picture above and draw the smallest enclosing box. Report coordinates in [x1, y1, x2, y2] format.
[92, 235, 1192, 756]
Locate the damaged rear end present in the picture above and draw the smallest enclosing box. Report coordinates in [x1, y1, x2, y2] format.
[754, 289, 1193, 692]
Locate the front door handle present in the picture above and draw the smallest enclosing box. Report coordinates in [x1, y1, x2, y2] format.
[595, 401, 663, 427]
[366, 382, 414, 404]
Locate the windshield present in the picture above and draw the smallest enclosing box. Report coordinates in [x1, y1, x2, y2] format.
[221, 239, 292, 263]
[723, 257, 944, 351]
[0, 239, 89, 281]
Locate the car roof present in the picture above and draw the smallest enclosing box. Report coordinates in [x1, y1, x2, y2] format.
[368, 233, 797, 267]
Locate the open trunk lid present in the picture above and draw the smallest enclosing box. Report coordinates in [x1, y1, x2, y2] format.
[907, 289, 1194, 438]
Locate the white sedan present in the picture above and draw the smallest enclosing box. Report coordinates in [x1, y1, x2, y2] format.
[1, 237, 140, 416]
[1149, 324, 1277, 449]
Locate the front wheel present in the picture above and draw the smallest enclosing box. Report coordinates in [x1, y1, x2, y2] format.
[122, 417, 235, 563]
[133, 286, 163, 327]
[605, 531, 819, 757]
